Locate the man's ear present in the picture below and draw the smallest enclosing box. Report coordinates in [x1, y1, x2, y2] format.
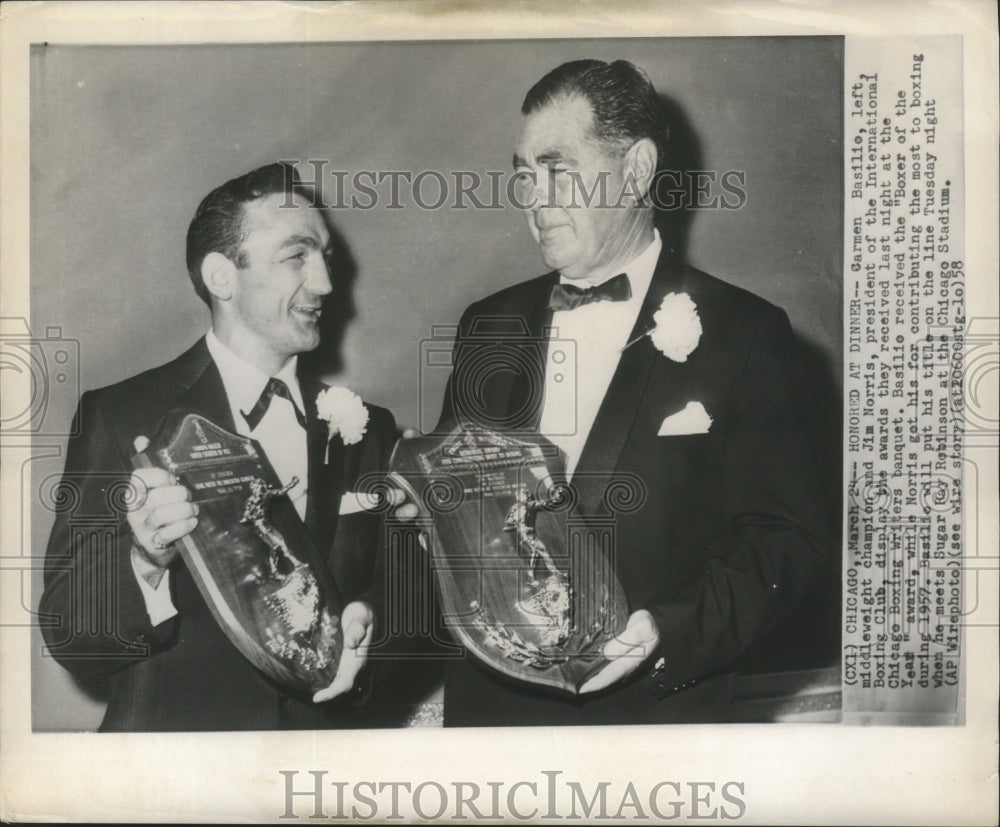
[200, 252, 237, 302]
[624, 137, 657, 203]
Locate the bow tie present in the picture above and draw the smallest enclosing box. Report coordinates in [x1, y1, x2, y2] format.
[241, 377, 307, 431]
[547, 273, 632, 312]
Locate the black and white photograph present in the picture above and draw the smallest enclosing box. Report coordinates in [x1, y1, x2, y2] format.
[1, 1, 996, 823]
[28, 35, 844, 733]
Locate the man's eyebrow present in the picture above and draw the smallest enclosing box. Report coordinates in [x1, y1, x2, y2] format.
[278, 234, 322, 251]
[537, 149, 575, 166]
[512, 149, 576, 169]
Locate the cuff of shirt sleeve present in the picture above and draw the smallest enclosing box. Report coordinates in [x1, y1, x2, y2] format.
[130, 546, 179, 627]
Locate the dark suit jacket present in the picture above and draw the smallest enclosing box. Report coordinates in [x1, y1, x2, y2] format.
[437, 250, 835, 725]
[40, 338, 400, 731]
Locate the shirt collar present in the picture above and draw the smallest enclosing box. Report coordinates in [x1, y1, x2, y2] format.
[205, 329, 303, 420]
[558, 229, 662, 305]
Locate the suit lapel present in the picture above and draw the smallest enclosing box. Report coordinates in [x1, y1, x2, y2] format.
[172, 340, 238, 432]
[573, 250, 686, 517]
[502, 274, 558, 430]
[299, 372, 344, 551]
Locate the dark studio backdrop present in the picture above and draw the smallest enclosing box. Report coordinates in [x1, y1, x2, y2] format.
[29, 37, 843, 730]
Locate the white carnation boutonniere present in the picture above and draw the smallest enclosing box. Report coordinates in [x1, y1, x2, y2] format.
[624, 291, 702, 362]
[316, 387, 369, 462]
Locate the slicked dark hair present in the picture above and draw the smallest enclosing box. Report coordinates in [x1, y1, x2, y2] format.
[521, 59, 670, 173]
[185, 162, 320, 305]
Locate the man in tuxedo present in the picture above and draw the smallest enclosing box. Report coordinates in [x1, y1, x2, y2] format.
[40, 163, 398, 731]
[434, 59, 835, 725]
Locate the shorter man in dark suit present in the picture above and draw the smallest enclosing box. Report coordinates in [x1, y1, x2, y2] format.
[41, 163, 397, 731]
[432, 59, 836, 725]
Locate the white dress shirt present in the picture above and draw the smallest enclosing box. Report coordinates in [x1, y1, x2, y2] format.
[538, 230, 662, 477]
[133, 330, 310, 624]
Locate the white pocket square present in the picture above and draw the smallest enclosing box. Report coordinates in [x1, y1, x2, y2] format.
[657, 401, 712, 436]
[338, 490, 381, 515]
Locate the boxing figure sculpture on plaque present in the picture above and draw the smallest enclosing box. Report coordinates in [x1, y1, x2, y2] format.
[132, 410, 343, 693]
[389, 423, 629, 694]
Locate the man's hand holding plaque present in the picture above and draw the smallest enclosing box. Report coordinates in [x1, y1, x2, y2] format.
[127, 436, 199, 588]
[311, 601, 375, 703]
[578, 609, 660, 694]
[132, 410, 376, 701]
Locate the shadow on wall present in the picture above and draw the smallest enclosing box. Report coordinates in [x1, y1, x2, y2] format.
[654, 92, 703, 265]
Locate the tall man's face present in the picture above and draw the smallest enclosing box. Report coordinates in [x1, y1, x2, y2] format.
[514, 94, 646, 282]
[228, 192, 333, 365]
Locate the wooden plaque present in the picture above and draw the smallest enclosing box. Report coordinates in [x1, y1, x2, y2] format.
[133, 410, 343, 694]
[389, 423, 628, 694]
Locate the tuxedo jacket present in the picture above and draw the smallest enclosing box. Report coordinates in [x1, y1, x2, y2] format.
[40, 338, 400, 732]
[437, 250, 835, 726]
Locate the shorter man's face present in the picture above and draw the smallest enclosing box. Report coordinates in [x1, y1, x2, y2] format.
[514, 95, 636, 281]
[229, 193, 333, 365]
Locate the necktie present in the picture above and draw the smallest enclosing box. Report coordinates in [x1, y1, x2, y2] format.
[547, 272, 632, 312]
[241, 377, 307, 431]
